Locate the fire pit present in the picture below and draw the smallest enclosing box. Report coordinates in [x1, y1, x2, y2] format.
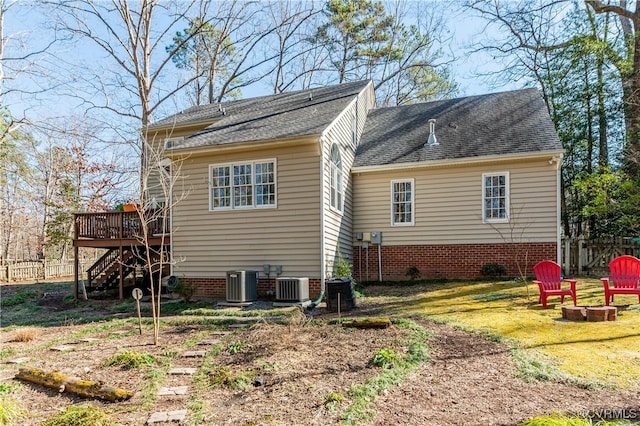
[561, 306, 617, 322]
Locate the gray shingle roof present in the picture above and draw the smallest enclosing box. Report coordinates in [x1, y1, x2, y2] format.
[354, 88, 562, 167]
[151, 80, 370, 150]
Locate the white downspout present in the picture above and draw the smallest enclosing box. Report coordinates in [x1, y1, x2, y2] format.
[319, 136, 326, 295]
[556, 155, 562, 266]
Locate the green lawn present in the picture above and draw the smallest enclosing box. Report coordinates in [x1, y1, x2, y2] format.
[362, 278, 640, 389]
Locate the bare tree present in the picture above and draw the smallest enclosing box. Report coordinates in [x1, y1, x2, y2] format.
[135, 132, 188, 345]
[50, 0, 214, 129]
[585, 0, 640, 176]
[27, 119, 127, 260]
[264, 0, 325, 93]
[0, 0, 59, 145]
[0, 117, 31, 262]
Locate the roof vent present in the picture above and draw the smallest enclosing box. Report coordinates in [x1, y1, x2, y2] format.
[218, 104, 222, 112]
[308, 92, 313, 101]
[426, 119, 438, 146]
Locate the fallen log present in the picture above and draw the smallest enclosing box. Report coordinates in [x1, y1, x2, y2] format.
[15, 367, 134, 402]
[342, 318, 391, 329]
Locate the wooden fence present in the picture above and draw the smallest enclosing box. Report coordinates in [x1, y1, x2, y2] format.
[562, 237, 640, 276]
[0, 261, 92, 282]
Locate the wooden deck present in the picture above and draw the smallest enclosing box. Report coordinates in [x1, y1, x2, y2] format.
[73, 210, 170, 248]
[73, 210, 170, 299]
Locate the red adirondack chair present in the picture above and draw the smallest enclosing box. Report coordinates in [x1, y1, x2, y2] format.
[533, 260, 577, 309]
[601, 255, 640, 306]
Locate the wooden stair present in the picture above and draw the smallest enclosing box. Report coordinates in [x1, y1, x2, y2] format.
[86, 249, 137, 291]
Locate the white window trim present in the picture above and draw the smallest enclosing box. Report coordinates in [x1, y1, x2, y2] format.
[329, 144, 344, 214]
[209, 158, 277, 211]
[482, 171, 510, 223]
[390, 178, 415, 226]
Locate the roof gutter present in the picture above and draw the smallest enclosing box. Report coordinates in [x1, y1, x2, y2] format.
[351, 149, 566, 173]
[163, 134, 320, 158]
[146, 118, 223, 134]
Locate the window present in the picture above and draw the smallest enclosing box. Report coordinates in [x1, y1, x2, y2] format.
[330, 144, 343, 212]
[233, 163, 252, 207]
[391, 179, 414, 226]
[210, 159, 276, 210]
[255, 161, 276, 206]
[211, 166, 231, 209]
[483, 172, 509, 223]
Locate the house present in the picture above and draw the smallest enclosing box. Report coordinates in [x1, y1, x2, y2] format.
[138, 80, 564, 299]
[144, 80, 564, 298]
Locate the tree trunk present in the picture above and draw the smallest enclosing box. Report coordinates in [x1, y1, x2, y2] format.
[16, 368, 134, 402]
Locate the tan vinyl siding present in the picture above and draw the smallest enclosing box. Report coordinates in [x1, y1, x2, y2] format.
[171, 142, 322, 278]
[322, 83, 375, 275]
[352, 158, 559, 245]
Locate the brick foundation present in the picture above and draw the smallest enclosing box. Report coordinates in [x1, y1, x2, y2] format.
[352, 242, 557, 282]
[184, 277, 322, 300]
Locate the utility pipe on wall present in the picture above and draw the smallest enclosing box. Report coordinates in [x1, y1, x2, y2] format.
[378, 244, 382, 282]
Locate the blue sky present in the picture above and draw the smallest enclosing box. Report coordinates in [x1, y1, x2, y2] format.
[4, 2, 524, 124]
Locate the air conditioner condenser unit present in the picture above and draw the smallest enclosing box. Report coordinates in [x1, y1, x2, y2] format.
[226, 270, 258, 302]
[275, 277, 309, 302]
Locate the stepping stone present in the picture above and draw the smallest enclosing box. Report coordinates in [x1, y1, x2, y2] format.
[168, 367, 197, 375]
[147, 409, 188, 423]
[211, 331, 231, 336]
[79, 337, 100, 343]
[228, 323, 249, 329]
[157, 386, 189, 396]
[198, 339, 220, 346]
[181, 350, 206, 358]
[50, 345, 74, 352]
[7, 357, 30, 364]
[110, 330, 129, 335]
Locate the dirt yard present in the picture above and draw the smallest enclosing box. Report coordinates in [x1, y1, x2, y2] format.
[1, 285, 639, 425]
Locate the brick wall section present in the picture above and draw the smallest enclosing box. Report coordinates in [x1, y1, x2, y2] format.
[184, 277, 322, 300]
[352, 243, 556, 281]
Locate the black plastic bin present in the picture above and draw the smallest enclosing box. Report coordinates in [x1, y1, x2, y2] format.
[326, 279, 356, 312]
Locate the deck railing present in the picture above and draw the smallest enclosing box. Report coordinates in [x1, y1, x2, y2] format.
[74, 210, 169, 240]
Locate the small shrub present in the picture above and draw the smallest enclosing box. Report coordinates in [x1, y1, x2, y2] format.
[103, 351, 156, 369]
[334, 254, 352, 278]
[480, 263, 506, 277]
[404, 266, 421, 280]
[227, 341, 244, 355]
[0, 383, 22, 395]
[0, 396, 24, 425]
[168, 276, 196, 302]
[41, 405, 119, 426]
[209, 366, 253, 391]
[371, 348, 400, 369]
[323, 391, 345, 411]
[12, 327, 38, 342]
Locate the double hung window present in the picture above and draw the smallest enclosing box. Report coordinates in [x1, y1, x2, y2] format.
[210, 159, 276, 210]
[391, 179, 414, 226]
[482, 172, 509, 222]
